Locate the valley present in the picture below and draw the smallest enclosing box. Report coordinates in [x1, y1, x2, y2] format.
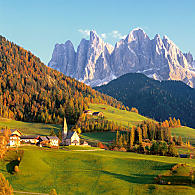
[0, 146, 195, 195]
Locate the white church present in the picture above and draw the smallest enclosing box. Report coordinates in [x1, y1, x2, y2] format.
[62, 118, 80, 146]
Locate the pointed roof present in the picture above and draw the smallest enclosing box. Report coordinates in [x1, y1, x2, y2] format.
[66, 131, 79, 139]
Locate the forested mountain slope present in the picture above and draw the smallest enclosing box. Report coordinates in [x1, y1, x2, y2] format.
[95, 73, 195, 128]
[0, 35, 123, 125]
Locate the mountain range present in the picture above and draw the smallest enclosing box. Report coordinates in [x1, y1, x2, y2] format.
[48, 28, 195, 88]
[94, 73, 195, 128]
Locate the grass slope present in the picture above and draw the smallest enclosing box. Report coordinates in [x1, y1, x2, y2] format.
[89, 103, 150, 127]
[0, 146, 195, 195]
[0, 117, 61, 135]
[172, 126, 195, 146]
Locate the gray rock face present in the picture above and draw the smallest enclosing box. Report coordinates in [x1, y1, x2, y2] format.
[48, 28, 195, 88]
[48, 41, 76, 77]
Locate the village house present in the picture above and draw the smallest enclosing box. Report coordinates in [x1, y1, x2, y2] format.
[8, 129, 23, 147]
[20, 135, 39, 144]
[10, 129, 23, 137]
[47, 136, 60, 147]
[84, 110, 93, 115]
[92, 111, 104, 117]
[37, 136, 49, 147]
[9, 134, 21, 147]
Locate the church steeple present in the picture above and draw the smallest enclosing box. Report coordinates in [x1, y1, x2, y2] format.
[62, 117, 68, 139]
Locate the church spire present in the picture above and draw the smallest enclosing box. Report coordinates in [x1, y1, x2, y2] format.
[62, 117, 68, 142]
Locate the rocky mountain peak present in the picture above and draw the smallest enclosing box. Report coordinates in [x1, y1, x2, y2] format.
[125, 28, 149, 43]
[48, 28, 195, 88]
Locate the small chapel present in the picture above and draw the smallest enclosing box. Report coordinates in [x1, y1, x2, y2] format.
[62, 118, 80, 146]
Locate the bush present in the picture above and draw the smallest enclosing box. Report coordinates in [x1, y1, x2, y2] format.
[119, 147, 127, 152]
[14, 165, 19, 173]
[50, 188, 57, 195]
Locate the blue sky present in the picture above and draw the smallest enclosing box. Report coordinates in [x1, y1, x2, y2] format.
[0, 0, 195, 64]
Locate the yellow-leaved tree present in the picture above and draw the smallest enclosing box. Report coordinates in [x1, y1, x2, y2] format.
[0, 173, 13, 195]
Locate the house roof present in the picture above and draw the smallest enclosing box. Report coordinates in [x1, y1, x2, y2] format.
[66, 131, 75, 139]
[47, 136, 59, 140]
[84, 110, 92, 113]
[21, 135, 38, 139]
[93, 112, 102, 115]
[39, 136, 48, 141]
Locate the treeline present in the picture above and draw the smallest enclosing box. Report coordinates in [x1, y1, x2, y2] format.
[111, 119, 184, 156]
[0, 35, 124, 125]
[114, 119, 182, 147]
[75, 114, 128, 133]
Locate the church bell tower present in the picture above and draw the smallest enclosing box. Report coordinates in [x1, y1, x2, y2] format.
[62, 117, 68, 144]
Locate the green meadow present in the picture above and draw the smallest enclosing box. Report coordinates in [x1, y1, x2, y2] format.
[89, 103, 150, 127]
[172, 126, 195, 146]
[0, 117, 61, 136]
[0, 146, 195, 195]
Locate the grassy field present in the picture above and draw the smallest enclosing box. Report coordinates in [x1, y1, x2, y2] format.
[172, 126, 195, 146]
[0, 146, 195, 195]
[0, 117, 61, 136]
[89, 104, 150, 127]
[81, 131, 116, 144]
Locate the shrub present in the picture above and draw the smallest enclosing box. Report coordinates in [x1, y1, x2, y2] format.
[50, 189, 57, 195]
[119, 147, 127, 152]
[14, 165, 19, 173]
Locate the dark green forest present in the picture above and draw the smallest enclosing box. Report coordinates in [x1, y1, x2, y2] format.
[0, 35, 124, 125]
[95, 73, 195, 128]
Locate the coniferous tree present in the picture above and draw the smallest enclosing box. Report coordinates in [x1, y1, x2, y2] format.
[177, 136, 183, 146]
[137, 127, 142, 144]
[130, 126, 135, 148]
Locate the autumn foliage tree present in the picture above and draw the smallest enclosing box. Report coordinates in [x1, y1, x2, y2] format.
[0, 173, 13, 195]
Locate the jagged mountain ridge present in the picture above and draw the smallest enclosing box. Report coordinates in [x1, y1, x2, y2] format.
[48, 28, 195, 87]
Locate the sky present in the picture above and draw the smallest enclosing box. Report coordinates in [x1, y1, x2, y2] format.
[0, 0, 195, 64]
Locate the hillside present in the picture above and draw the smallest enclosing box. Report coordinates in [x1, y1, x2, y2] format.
[1, 147, 195, 195]
[89, 104, 149, 127]
[82, 104, 195, 146]
[95, 73, 195, 128]
[0, 35, 123, 125]
[0, 117, 60, 136]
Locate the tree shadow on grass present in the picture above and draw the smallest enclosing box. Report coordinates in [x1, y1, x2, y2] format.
[152, 164, 175, 171]
[101, 170, 156, 184]
[6, 160, 20, 174]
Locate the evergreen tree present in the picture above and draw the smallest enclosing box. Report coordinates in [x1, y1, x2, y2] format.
[130, 126, 135, 148]
[116, 131, 119, 146]
[168, 142, 178, 157]
[50, 129, 56, 136]
[177, 136, 183, 146]
[177, 119, 181, 127]
[119, 134, 123, 147]
[137, 127, 142, 144]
